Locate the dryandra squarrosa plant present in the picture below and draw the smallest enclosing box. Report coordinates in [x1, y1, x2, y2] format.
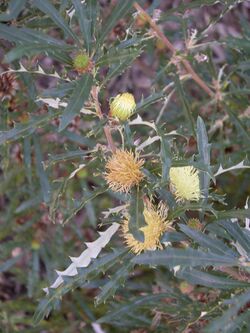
[1, 1, 250, 332]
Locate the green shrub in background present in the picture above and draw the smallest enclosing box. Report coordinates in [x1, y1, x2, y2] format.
[0, 0, 250, 332]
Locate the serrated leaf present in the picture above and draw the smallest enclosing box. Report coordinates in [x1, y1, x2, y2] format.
[34, 249, 126, 325]
[129, 115, 157, 131]
[43, 223, 120, 293]
[59, 74, 93, 131]
[33, 0, 79, 45]
[214, 160, 250, 177]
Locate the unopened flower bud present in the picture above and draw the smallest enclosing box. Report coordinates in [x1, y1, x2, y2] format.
[73, 53, 92, 73]
[110, 93, 136, 121]
[187, 218, 202, 231]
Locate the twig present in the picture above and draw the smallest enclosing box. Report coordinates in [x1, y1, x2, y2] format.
[133, 2, 214, 97]
[92, 86, 116, 153]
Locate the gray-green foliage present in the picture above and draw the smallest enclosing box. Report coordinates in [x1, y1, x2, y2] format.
[0, 0, 250, 332]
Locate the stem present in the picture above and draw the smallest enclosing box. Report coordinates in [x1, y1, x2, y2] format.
[92, 86, 116, 153]
[133, 2, 214, 97]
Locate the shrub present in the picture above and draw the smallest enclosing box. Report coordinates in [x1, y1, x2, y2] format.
[0, 1, 250, 332]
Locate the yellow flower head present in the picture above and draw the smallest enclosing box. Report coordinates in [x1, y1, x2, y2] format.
[105, 150, 144, 193]
[110, 93, 136, 121]
[169, 166, 201, 201]
[122, 201, 170, 254]
[73, 53, 92, 73]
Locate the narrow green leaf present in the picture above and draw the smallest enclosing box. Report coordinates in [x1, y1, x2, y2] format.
[72, 0, 96, 54]
[132, 247, 239, 268]
[41, 81, 76, 98]
[33, 136, 51, 204]
[161, 231, 188, 243]
[197, 116, 211, 200]
[0, 23, 67, 46]
[175, 75, 195, 136]
[97, 0, 134, 45]
[46, 150, 89, 167]
[226, 108, 250, 144]
[160, 0, 222, 19]
[59, 74, 93, 131]
[135, 92, 165, 114]
[97, 47, 142, 66]
[176, 268, 250, 290]
[102, 54, 139, 86]
[213, 208, 250, 221]
[0, 111, 61, 145]
[4, 44, 73, 65]
[128, 187, 146, 242]
[63, 186, 108, 225]
[95, 258, 134, 305]
[33, 0, 79, 45]
[0, 255, 23, 273]
[204, 290, 250, 333]
[0, 0, 26, 21]
[179, 224, 237, 258]
[219, 220, 250, 254]
[158, 129, 172, 183]
[57, 129, 95, 147]
[98, 293, 171, 323]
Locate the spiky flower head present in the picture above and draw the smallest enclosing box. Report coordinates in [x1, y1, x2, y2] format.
[73, 53, 92, 73]
[187, 218, 202, 231]
[105, 150, 144, 193]
[169, 166, 201, 201]
[122, 201, 170, 254]
[110, 93, 136, 121]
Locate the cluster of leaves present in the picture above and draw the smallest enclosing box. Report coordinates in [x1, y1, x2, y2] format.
[0, 0, 250, 332]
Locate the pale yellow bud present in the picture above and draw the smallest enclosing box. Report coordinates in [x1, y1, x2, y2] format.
[110, 93, 136, 121]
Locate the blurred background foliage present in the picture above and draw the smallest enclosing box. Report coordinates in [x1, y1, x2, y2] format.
[0, 0, 250, 332]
